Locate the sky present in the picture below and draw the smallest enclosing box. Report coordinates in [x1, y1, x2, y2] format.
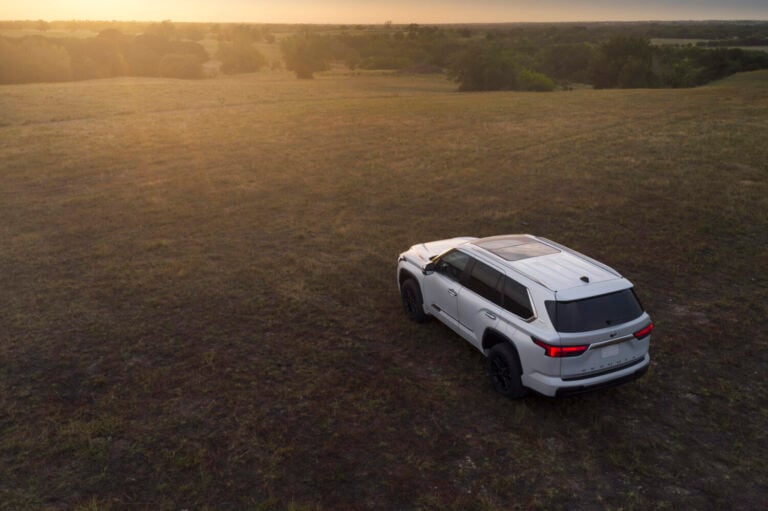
[1, 1, 767, 24]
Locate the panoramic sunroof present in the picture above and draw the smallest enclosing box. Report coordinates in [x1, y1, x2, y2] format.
[474, 237, 560, 261]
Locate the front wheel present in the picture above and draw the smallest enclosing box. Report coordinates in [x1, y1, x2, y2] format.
[488, 343, 527, 399]
[400, 278, 427, 323]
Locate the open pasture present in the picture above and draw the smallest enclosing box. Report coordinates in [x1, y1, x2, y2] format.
[1, 70, 767, 509]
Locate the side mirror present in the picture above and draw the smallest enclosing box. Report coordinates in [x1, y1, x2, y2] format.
[422, 262, 436, 275]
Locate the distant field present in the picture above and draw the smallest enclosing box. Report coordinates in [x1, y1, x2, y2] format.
[1, 70, 766, 510]
[0, 28, 99, 39]
[651, 37, 710, 46]
[731, 45, 768, 53]
[652, 37, 768, 53]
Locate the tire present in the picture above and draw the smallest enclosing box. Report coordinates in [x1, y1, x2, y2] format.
[488, 343, 527, 399]
[400, 278, 427, 323]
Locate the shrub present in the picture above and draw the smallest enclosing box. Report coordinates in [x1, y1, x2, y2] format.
[518, 69, 556, 91]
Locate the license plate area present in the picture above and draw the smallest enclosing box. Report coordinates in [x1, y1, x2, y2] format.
[601, 344, 620, 358]
[593, 336, 633, 359]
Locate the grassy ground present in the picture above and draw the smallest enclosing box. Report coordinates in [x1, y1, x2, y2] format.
[0, 70, 766, 510]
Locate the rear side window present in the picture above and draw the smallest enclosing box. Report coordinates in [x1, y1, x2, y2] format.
[501, 276, 535, 320]
[546, 289, 644, 333]
[466, 260, 502, 305]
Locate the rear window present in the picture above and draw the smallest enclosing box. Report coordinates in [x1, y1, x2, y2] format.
[545, 289, 644, 333]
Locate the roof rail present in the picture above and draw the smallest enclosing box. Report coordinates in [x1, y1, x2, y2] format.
[536, 237, 622, 278]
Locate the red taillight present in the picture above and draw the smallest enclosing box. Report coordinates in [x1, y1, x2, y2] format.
[633, 322, 654, 339]
[532, 338, 588, 358]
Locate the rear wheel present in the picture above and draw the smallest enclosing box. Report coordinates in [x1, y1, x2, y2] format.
[488, 343, 527, 399]
[400, 279, 427, 323]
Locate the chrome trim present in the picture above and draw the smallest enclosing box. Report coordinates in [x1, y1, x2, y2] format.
[587, 334, 634, 350]
[521, 287, 538, 323]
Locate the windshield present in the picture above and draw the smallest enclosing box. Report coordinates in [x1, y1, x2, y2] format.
[545, 289, 644, 333]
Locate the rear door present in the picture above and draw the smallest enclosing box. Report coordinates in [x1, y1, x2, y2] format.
[457, 259, 502, 350]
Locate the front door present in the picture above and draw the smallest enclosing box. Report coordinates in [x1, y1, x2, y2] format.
[423, 250, 471, 331]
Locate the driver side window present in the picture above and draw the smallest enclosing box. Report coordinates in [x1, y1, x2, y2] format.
[435, 250, 471, 282]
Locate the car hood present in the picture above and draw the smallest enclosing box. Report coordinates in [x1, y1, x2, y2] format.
[409, 236, 477, 262]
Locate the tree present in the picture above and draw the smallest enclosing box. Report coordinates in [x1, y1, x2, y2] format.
[536, 43, 596, 83]
[60, 33, 130, 79]
[146, 20, 177, 40]
[617, 56, 656, 88]
[122, 38, 162, 76]
[447, 41, 558, 92]
[169, 40, 208, 63]
[592, 36, 656, 88]
[0, 36, 71, 83]
[217, 41, 267, 74]
[280, 33, 330, 79]
[180, 24, 206, 42]
[447, 43, 521, 91]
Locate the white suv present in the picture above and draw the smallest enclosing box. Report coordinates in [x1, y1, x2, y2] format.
[396, 235, 653, 398]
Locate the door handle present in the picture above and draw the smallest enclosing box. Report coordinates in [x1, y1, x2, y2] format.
[485, 312, 497, 320]
[448, 289, 458, 297]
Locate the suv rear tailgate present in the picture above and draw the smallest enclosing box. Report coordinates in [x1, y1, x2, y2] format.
[558, 314, 651, 380]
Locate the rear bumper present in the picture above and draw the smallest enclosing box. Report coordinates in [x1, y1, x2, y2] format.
[554, 362, 648, 397]
[523, 354, 650, 397]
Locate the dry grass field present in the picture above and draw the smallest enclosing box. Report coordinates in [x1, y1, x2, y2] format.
[1, 69, 767, 510]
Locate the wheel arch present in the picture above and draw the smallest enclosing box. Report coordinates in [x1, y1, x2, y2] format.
[482, 329, 520, 360]
[398, 268, 419, 287]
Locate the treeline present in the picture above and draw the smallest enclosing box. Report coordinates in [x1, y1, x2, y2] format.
[4, 18, 766, 41]
[591, 39, 768, 88]
[3, 20, 768, 88]
[0, 20, 278, 83]
[464, 37, 768, 90]
[0, 31, 208, 83]
[277, 26, 768, 90]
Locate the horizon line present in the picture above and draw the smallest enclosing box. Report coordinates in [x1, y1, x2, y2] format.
[3, 17, 768, 25]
